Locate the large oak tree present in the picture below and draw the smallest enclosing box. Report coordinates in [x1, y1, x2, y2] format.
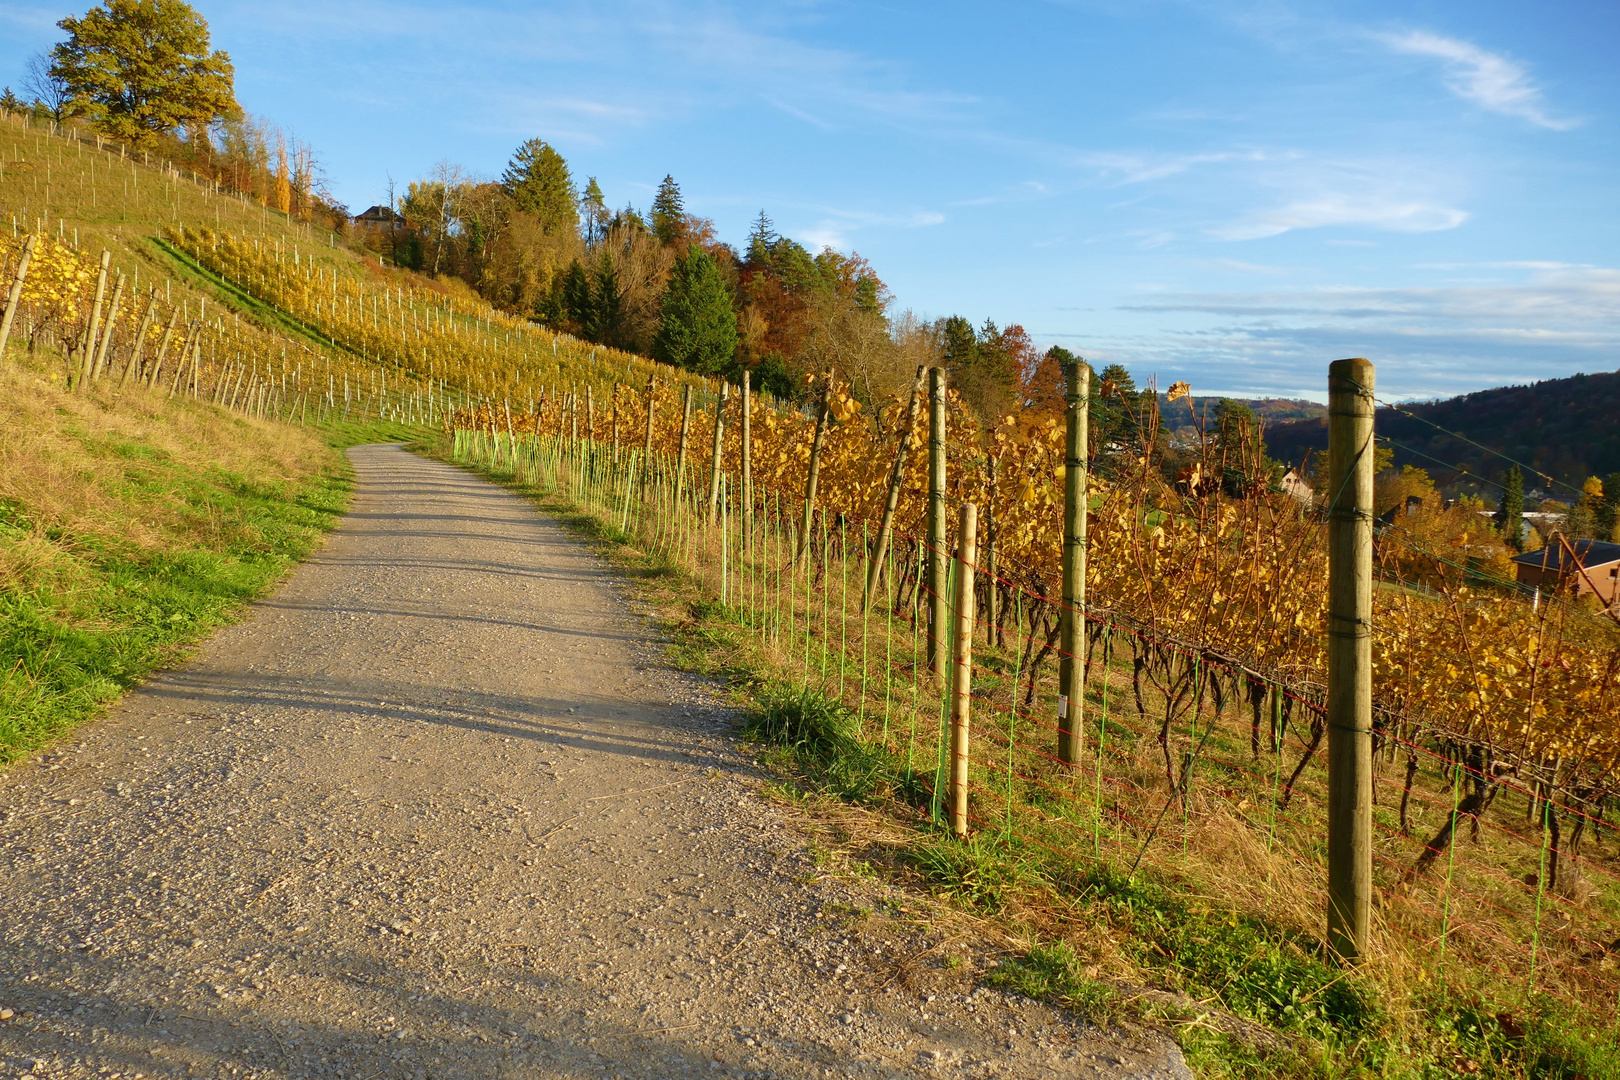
[51, 0, 240, 145]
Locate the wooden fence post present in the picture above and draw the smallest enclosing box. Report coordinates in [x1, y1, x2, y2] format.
[797, 376, 832, 565]
[0, 234, 37, 363]
[147, 308, 178, 387]
[927, 366, 948, 681]
[741, 369, 753, 542]
[707, 382, 730, 521]
[76, 250, 110, 391]
[1058, 359, 1090, 764]
[1327, 356, 1376, 963]
[675, 384, 694, 504]
[865, 366, 926, 606]
[92, 271, 124, 380]
[950, 502, 979, 838]
[642, 375, 657, 461]
[118, 289, 157, 390]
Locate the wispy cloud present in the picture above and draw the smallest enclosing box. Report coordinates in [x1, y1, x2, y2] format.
[1105, 266, 1620, 399]
[1382, 30, 1578, 130]
[1072, 150, 1260, 185]
[1210, 191, 1467, 240]
[797, 207, 945, 252]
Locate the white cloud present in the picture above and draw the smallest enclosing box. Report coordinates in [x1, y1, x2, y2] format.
[1073, 150, 1259, 185]
[1383, 30, 1578, 130]
[1103, 265, 1620, 398]
[795, 207, 945, 252]
[1210, 191, 1467, 240]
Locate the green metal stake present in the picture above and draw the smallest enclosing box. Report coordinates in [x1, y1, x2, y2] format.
[1094, 626, 1111, 860]
[860, 520, 870, 710]
[1528, 794, 1553, 997]
[882, 535, 896, 745]
[1437, 760, 1462, 977]
[839, 518, 850, 702]
[931, 554, 957, 824]
[820, 514, 831, 689]
[908, 545, 923, 775]
[1007, 589, 1025, 846]
[1266, 685, 1285, 872]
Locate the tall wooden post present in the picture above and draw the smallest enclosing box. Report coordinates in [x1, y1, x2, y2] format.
[707, 383, 729, 521]
[118, 290, 157, 389]
[92, 271, 125, 380]
[675, 384, 694, 503]
[0, 234, 37, 363]
[740, 369, 753, 541]
[985, 455, 999, 644]
[642, 376, 657, 460]
[927, 367, 948, 681]
[865, 366, 926, 605]
[1057, 360, 1090, 764]
[797, 379, 832, 564]
[77, 251, 110, 391]
[148, 309, 179, 388]
[949, 502, 979, 838]
[1327, 356, 1375, 963]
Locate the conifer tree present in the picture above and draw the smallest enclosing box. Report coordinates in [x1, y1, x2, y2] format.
[0, 87, 22, 114]
[654, 247, 737, 374]
[746, 210, 778, 265]
[502, 138, 577, 235]
[651, 175, 685, 245]
[1599, 471, 1620, 542]
[587, 250, 621, 344]
[1496, 465, 1525, 550]
[581, 177, 608, 246]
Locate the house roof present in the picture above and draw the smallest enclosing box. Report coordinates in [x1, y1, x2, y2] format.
[354, 205, 399, 222]
[1512, 538, 1620, 571]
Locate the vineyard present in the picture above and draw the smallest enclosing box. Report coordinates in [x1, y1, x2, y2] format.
[443, 376, 1620, 1072]
[6, 104, 1620, 1074]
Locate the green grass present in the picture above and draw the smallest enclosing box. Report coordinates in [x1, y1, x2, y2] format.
[0, 457, 347, 761]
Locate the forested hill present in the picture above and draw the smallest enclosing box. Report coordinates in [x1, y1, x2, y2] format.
[1265, 368, 1620, 493]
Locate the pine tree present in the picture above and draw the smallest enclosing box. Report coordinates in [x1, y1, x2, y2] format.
[746, 210, 777, 266]
[560, 260, 592, 330]
[1600, 471, 1620, 542]
[0, 87, 22, 114]
[581, 177, 608, 246]
[654, 247, 737, 374]
[651, 175, 685, 245]
[502, 139, 577, 234]
[587, 250, 621, 345]
[1496, 465, 1525, 550]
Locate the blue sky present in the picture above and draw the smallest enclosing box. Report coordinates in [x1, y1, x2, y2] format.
[4, 1, 1615, 401]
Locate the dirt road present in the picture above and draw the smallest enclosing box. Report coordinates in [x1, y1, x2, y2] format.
[0, 445, 1190, 1080]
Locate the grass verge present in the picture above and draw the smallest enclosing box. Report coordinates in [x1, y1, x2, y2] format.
[0, 352, 367, 761]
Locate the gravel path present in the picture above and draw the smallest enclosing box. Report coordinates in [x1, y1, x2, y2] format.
[0, 445, 1190, 1080]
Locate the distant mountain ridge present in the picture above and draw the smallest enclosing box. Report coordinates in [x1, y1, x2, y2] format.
[1264, 368, 1620, 495]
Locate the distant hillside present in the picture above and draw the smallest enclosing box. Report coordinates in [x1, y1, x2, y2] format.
[1160, 396, 1326, 444]
[1265, 369, 1620, 496]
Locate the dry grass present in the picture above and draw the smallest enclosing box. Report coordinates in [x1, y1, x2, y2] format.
[0, 346, 346, 759]
[0, 352, 330, 588]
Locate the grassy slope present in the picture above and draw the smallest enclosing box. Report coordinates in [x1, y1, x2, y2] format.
[0, 115, 441, 760]
[427, 436, 1620, 1080]
[0, 349, 354, 759]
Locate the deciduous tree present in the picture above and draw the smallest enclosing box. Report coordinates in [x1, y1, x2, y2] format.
[50, 0, 240, 145]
